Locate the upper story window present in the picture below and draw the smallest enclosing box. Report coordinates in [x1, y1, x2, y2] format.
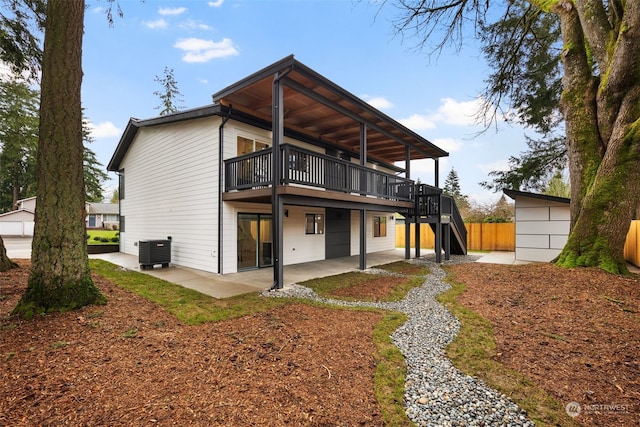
[238, 135, 270, 156]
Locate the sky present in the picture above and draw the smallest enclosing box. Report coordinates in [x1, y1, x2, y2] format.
[79, 0, 534, 205]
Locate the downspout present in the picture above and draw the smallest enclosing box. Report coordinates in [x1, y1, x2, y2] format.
[218, 108, 232, 275]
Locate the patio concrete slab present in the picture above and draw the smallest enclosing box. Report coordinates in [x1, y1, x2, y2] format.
[474, 251, 530, 265]
[90, 249, 409, 299]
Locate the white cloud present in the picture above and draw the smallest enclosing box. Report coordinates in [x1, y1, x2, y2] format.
[159, 7, 187, 16]
[88, 121, 121, 139]
[399, 113, 436, 131]
[477, 159, 510, 174]
[362, 95, 393, 110]
[208, 0, 224, 7]
[432, 97, 484, 126]
[432, 137, 463, 153]
[199, 78, 209, 84]
[174, 37, 239, 62]
[180, 19, 213, 31]
[144, 19, 168, 29]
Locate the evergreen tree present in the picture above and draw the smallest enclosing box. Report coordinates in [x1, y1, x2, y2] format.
[153, 66, 184, 115]
[13, 0, 105, 318]
[443, 168, 470, 211]
[0, 77, 39, 213]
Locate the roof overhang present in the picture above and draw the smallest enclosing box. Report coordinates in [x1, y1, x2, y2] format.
[504, 189, 570, 204]
[212, 55, 448, 164]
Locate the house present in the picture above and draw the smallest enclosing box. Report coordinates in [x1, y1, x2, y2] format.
[504, 189, 570, 262]
[0, 197, 119, 236]
[107, 55, 466, 288]
[86, 203, 120, 230]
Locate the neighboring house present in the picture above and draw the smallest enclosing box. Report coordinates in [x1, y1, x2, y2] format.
[86, 203, 120, 230]
[108, 55, 466, 288]
[0, 197, 119, 236]
[504, 189, 570, 262]
[0, 208, 35, 237]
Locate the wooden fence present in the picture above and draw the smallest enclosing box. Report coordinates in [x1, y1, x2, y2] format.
[397, 220, 640, 267]
[395, 223, 514, 251]
[625, 220, 640, 267]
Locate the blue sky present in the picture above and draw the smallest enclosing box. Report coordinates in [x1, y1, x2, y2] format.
[82, 0, 532, 204]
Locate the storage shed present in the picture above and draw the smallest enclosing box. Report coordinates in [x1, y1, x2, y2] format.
[504, 189, 570, 262]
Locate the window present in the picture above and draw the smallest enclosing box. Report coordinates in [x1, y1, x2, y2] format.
[237, 135, 270, 156]
[373, 216, 387, 237]
[305, 214, 325, 235]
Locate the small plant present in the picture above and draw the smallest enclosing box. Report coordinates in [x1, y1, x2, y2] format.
[100, 237, 109, 243]
[51, 341, 69, 349]
[121, 327, 138, 338]
[4, 352, 16, 362]
[110, 237, 119, 243]
[93, 236, 102, 241]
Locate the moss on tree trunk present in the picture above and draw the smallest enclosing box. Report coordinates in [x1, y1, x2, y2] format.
[12, 0, 105, 319]
[0, 237, 18, 272]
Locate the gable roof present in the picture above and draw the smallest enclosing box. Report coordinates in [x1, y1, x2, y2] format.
[504, 189, 570, 204]
[108, 105, 222, 171]
[87, 203, 119, 215]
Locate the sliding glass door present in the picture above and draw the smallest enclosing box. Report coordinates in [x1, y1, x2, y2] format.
[237, 213, 273, 270]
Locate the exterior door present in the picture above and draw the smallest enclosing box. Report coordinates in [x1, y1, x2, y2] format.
[325, 208, 350, 259]
[237, 213, 273, 270]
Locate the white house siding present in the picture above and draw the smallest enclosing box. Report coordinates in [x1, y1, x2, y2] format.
[349, 211, 397, 256]
[119, 117, 221, 272]
[282, 206, 326, 265]
[514, 197, 569, 262]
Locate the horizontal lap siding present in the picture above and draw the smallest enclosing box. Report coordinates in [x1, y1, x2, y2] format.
[514, 197, 569, 262]
[120, 117, 220, 272]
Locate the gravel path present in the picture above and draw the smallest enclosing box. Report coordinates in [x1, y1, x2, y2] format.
[263, 255, 535, 427]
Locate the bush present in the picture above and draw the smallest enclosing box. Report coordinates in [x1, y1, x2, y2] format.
[100, 237, 109, 243]
[110, 237, 119, 243]
[86, 234, 90, 240]
[93, 236, 102, 241]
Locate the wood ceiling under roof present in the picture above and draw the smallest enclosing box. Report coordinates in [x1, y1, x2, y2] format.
[212, 55, 448, 165]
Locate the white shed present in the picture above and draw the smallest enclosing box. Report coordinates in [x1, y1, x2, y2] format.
[504, 189, 570, 262]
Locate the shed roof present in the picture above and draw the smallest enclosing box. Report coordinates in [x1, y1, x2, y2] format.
[504, 189, 570, 204]
[212, 55, 447, 163]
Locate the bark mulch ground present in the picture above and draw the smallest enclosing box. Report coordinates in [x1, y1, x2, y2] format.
[448, 262, 639, 426]
[1, 259, 638, 426]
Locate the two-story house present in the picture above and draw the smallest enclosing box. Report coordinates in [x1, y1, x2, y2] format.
[108, 55, 466, 289]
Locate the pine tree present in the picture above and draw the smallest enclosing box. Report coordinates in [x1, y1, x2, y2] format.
[153, 66, 184, 115]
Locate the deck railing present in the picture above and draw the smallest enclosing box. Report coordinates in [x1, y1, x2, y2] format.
[224, 144, 414, 202]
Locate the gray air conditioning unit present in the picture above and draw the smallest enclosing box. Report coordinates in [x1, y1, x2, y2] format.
[139, 238, 171, 269]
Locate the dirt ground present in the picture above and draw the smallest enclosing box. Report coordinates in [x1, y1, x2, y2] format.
[1, 259, 638, 426]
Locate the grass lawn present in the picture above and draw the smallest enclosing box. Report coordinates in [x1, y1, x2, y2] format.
[87, 230, 119, 245]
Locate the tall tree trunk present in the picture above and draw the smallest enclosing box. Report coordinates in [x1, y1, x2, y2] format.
[555, 1, 640, 273]
[0, 236, 18, 272]
[13, 0, 104, 318]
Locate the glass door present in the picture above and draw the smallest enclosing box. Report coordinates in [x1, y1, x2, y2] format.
[237, 213, 273, 270]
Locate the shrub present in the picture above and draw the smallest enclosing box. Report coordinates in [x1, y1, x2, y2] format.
[93, 236, 102, 241]
[110, 237, 119, 243]
[100, 237, 109, 243]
